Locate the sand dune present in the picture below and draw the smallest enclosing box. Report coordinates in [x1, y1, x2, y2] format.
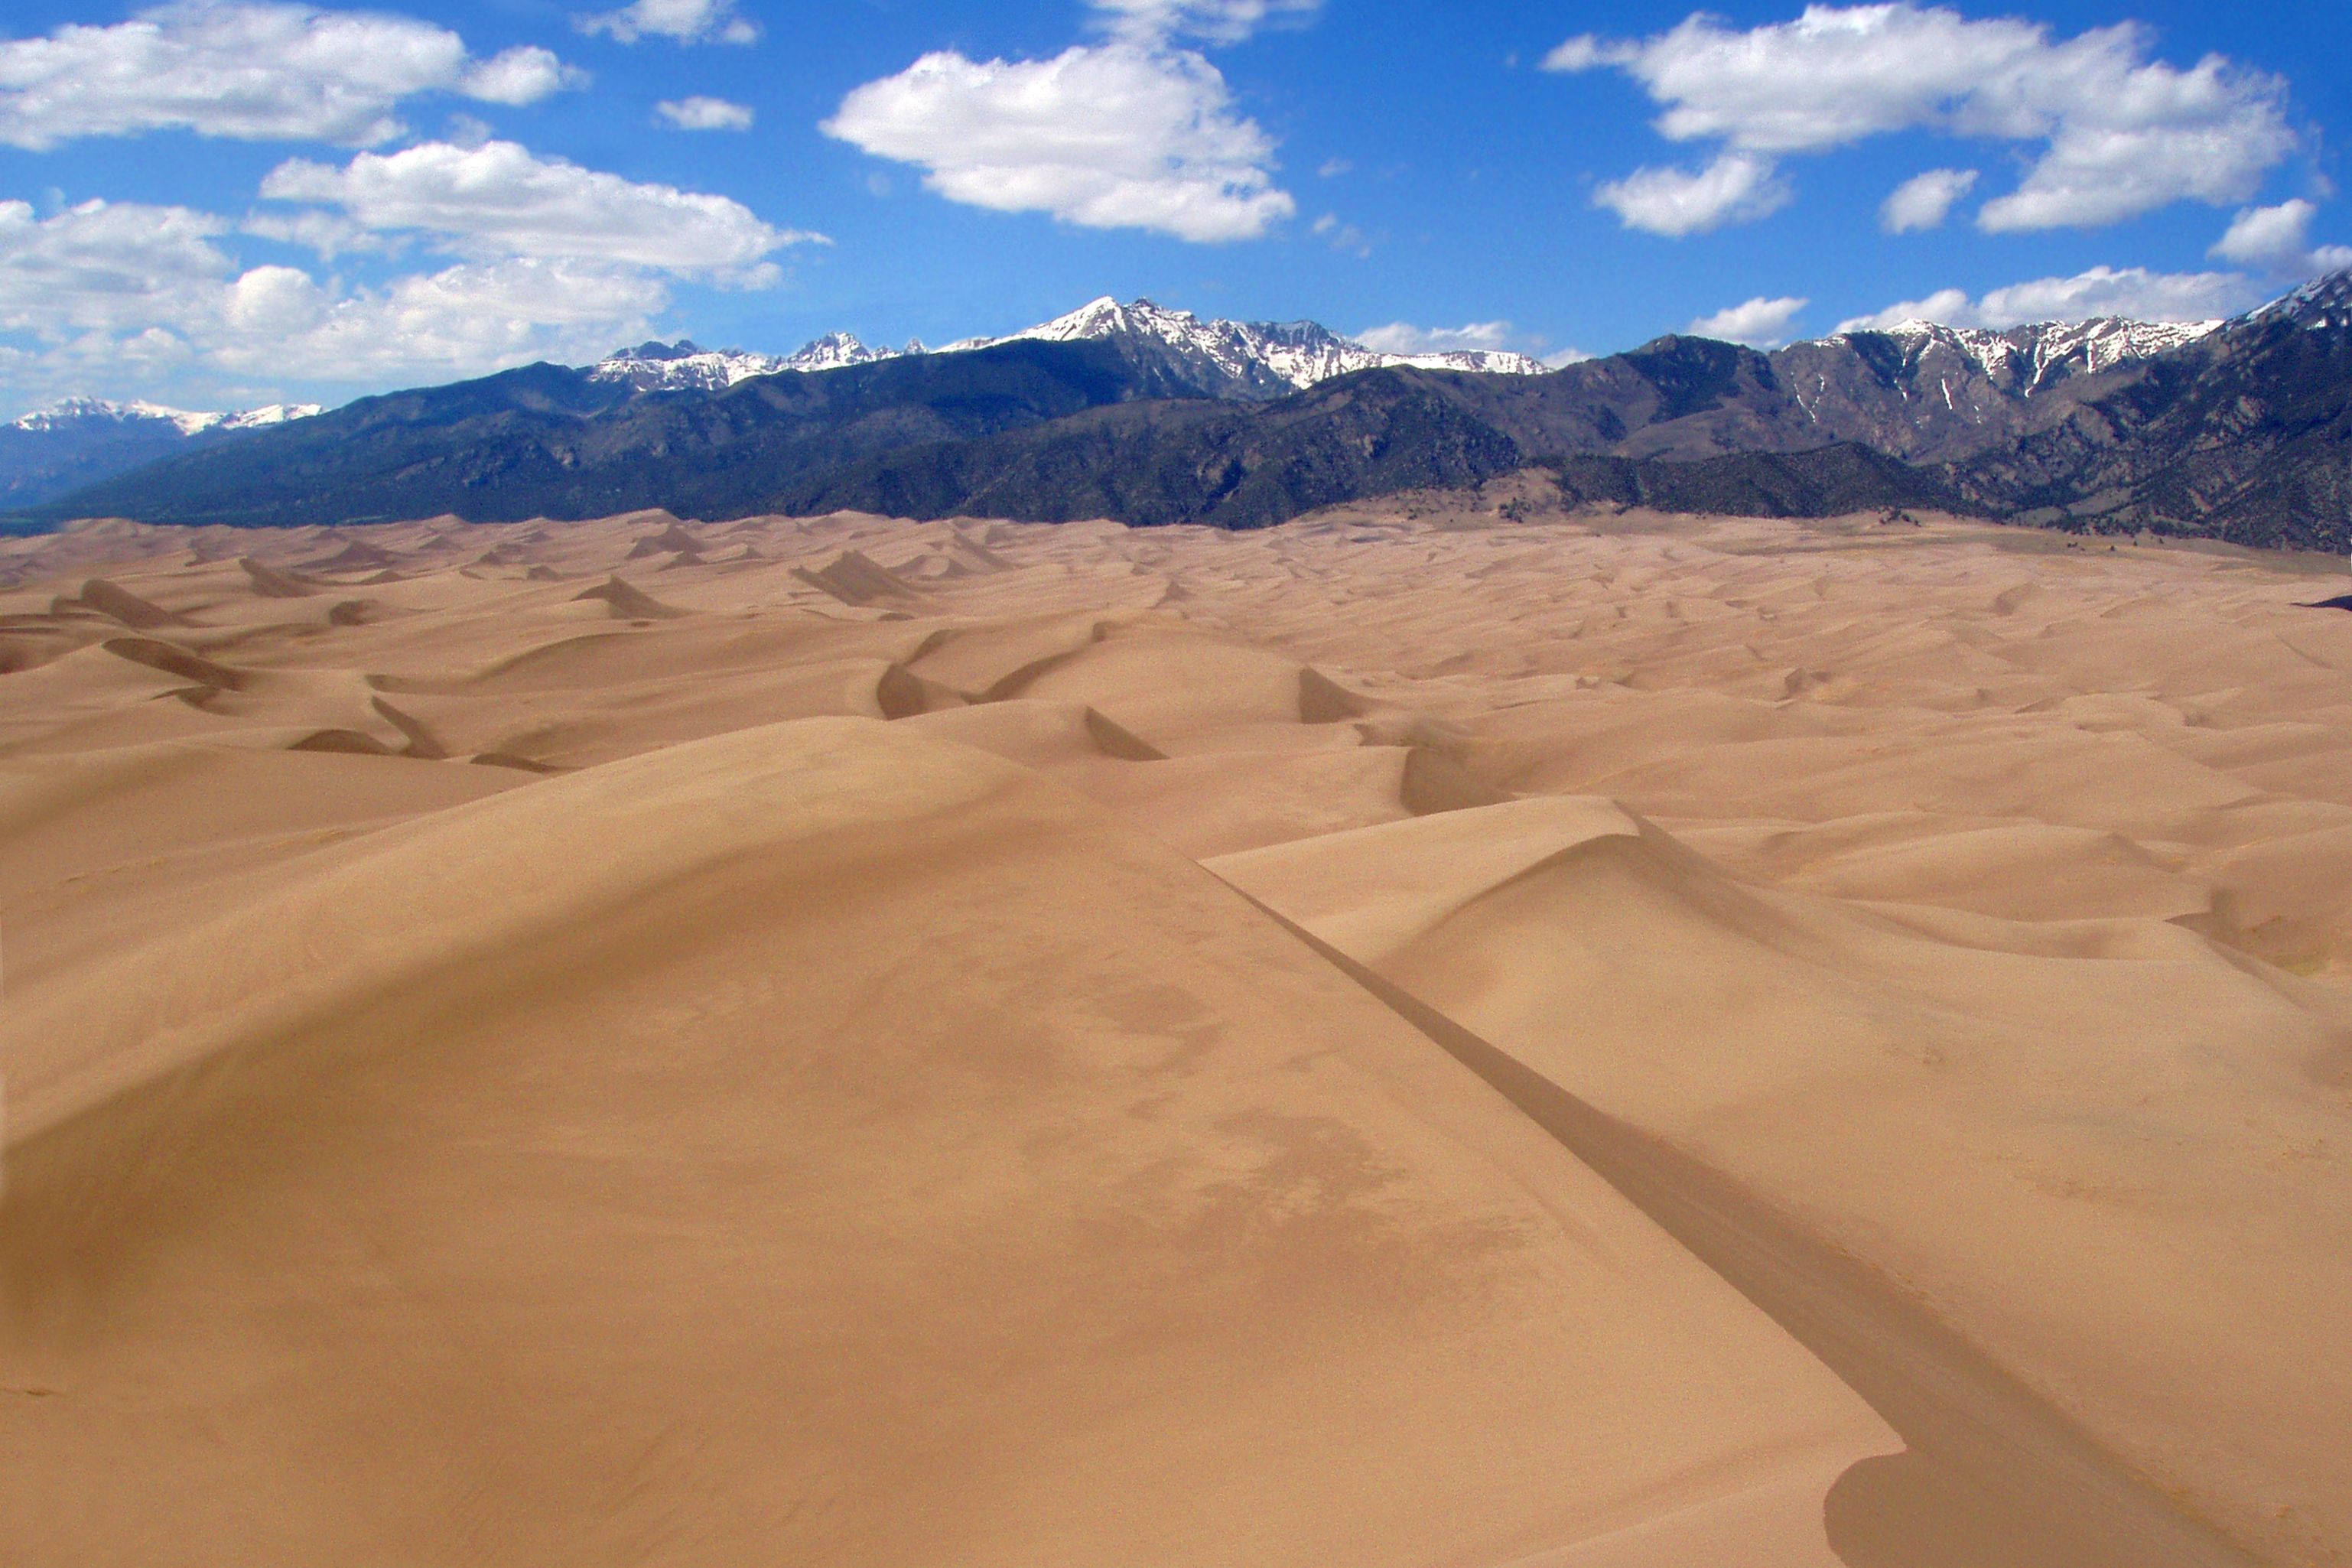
[1, 717, 1890, 1567]
[1212, 796, 2349, 1563]
[6, 502, 2352, 1565]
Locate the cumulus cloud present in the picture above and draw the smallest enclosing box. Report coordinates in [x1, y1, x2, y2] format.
[1593, 150, 1791, 236]
[657, 96, 753, 131]
[0, 198, 237, 336]
[1688, 294, 1808, 346]
[2214, 200, 2317, 267]
[211, 258, 669, 380]
[0, 197, 672, 406]
[576, 0, 758, 47]
[1838, 265, 2260, 331]
[2210, 199, 2352, 278]
[1090, 0, 1322, 45]
[0, 2, 581, 150]
[259, 139, 817, 281]
[825, 43, 1293, 242]
[1549, 4, 2295, 232]
[1355, 320, 1517, 354]
[1882, 168, 1977, 233]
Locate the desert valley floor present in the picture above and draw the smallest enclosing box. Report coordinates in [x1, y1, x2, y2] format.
[4, 494, 2350, 1567]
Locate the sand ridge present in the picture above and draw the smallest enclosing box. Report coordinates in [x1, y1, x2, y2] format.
[4, 501, 2351, 1565]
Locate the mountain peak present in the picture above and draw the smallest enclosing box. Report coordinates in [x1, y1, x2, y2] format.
[2253, 268, 2352, 331]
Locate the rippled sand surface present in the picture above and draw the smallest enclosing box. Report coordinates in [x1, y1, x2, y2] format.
[5, 502, 2350, 1566]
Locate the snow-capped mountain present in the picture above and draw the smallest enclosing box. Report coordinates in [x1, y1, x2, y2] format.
[590, 340, 791, 392]
[784, 332, 926, 373]
[1831, 317, 2222, 394]
[589, 299, 1551, 405]
[11, 396, 322, 437]
[1752, 312, 2229, 463]
[2, 396, 323, 509]
[592, 334, 928, 392]
[947, 297, 1549, 395]
[2250, 268, 2352, 333]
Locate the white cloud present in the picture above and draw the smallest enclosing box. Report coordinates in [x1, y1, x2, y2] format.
[240, 207, 401, 259]
[1355, 320, 1517, 355]
[0, 201, 672, 407]
[825, 43, 1294, 242]
[576, 0, 758, 47]
[1311, 212, 1369, 256]
[1090, 0, 1322, 46]
[1594, 150, 1791, 236]
[0, 138, 824, 405]
[1541, 35, 1628, 74]
[1882, 168, 1977, 233]
[460, 47, 577, 106]
[213, 259, 669, 381]
[658, 95, 753, 131]
[0, 2, 581, 150]
[1838, 265, 2260, 331]
[2210, 199, 2352, 278]
[259, 139, 817, 281]
[0, 198, 236, 337]
[1550, 4, 2295, 232]
[1688, 294, 1808, 346]
[1543, 346, 1595, 368]
[2214, 199, 2317, 267]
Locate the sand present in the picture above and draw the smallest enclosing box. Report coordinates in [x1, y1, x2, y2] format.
[2, 499, 2349, 1566]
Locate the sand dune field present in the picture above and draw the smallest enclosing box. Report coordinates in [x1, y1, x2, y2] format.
[3, 499, 2350, 1566]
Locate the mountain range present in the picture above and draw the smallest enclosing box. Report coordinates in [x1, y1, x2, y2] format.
[0, 298, 1544, 509]
[14, 275, 2352, 551]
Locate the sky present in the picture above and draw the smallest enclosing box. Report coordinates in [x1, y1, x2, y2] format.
[1, 0, 2347, 415]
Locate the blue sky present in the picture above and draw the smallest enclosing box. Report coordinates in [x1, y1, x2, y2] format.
[1, 0, 2346, 415]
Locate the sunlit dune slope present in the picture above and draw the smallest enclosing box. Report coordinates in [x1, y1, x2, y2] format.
[1, 717, 1889, 1568]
